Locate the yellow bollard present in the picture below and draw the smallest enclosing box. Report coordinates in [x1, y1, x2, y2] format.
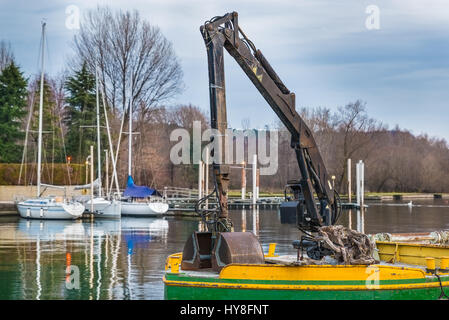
[267, 243, 277, 257]
[440, 256, 449, 272]
[168, 256, 180, 273]
[426, 257, 436, 273]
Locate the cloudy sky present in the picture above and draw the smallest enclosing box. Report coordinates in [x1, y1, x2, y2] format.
[1, 0, 448, 140]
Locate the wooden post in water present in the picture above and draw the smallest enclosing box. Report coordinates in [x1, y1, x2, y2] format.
[241, 161, 246, 200]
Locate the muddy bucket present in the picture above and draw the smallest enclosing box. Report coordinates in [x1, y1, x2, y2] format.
[211, 232, 265, 272]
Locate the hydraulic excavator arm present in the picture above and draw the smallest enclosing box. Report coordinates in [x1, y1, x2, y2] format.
[200, 12, 340, 232]
[181, 12, 341, 272]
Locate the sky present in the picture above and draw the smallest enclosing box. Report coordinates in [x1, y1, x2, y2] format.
[1, 0, 448, 140]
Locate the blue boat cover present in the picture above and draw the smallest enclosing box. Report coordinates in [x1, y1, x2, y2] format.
[123, 176, 161, 198]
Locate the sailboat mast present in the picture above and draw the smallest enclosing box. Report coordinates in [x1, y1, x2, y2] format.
[128, 76, 132, 177]
[36, 22, 46, 198]
[95, 68, 102, 197]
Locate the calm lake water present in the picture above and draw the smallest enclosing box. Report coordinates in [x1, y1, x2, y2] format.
[1, 199, 449, 300]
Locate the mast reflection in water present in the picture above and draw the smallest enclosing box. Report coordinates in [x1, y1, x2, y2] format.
[1, 200, 449, 299]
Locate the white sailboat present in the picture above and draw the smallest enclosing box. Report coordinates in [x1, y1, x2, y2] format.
[16, 22, 85, 220]
[120, 79, 168, 217]
[76, 67, 121, 218]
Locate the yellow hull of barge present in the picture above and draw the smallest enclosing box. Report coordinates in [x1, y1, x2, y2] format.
[163, 250, 449, 300]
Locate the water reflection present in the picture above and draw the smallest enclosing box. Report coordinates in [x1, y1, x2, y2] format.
[241, 209, 246, 232]
[1, 200, 449, 299]
[17, 219, 86, 241]
[0, 216, 180, 300]
[252, 207, 259, 235]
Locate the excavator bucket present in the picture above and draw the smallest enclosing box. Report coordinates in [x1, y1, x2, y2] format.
[211, 232, 265, 272]
[181, 231, 265, 272]
[181, 232, 213, 270]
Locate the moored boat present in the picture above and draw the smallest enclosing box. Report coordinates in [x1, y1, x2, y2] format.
[119, 80, 168, 217]
[16, 22, 84, 220]
[121, 200, 169, 216]
[17, 197, 84, 220]
[86, 197, 121, 218]
[120, 176, 168, 216]
[163, 248, 449, 300]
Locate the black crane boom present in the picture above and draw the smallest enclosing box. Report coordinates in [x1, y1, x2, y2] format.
[200, 12, 339, 232]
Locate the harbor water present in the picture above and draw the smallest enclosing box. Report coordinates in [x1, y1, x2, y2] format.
[1, 199, 449, 300]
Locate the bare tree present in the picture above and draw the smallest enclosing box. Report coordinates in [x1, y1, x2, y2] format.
[0, 40, 14, 72]
[333, 100, 384, 192]
[71, 6, 183, 118]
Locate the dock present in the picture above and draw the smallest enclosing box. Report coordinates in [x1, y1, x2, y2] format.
[0, 193, 368, 218]
[0, 201, 16, 216]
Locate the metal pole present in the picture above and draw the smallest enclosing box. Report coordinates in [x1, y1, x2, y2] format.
[99, 84, 120, 195]
[361, 207, 365, 234]
[37, 22, 46, 198]
[256, 168, 260, 200]
[90, 145, 94, 213]
[85, 160, 89, 185]
[205, 147, 209, 209]
[95, 68, 102, 197]
[252, 154, 257, 205]
[202, 162, 205, 199]
[356, 161, 360, 206]
[128, 75, 133, 177]
[241, 209, 246, 232]
[198, 160, 203, 200]
[252, 207, 257, 235]
[347, 158, 351, 203]
[105, 149, 109, 198]
[360, 160, 365, 210]
[360, 160, 365, 233]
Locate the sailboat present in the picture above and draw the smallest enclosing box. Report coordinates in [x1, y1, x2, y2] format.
[75, 68, 121, 218]
[16, 22, 85, 220]
[120, 81, 168, 216]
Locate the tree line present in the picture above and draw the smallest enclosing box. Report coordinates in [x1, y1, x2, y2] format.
[0, 6, 448, 194]
[268, 101, 449, 194]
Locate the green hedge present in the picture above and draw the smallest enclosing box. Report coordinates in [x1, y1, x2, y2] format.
[0, 163, 88, 185]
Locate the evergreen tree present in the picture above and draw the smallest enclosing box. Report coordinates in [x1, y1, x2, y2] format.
[0, 62, 27, 162]
[64, 62, 105, 163]
[30, 76, 64, 164]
